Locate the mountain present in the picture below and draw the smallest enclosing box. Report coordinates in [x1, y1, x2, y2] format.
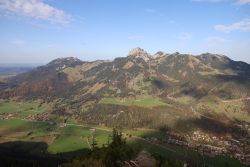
[1, 48, 250, 131]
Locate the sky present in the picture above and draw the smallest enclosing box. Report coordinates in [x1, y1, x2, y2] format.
[0, 0, 250, 64]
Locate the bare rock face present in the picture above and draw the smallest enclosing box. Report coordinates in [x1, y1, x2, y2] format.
[47, 57, 83, 70]
[128, 47, 152, 62]
[153, 51, 169, 59]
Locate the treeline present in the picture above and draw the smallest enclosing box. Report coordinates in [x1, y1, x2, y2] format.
[80, 104, 180, 129]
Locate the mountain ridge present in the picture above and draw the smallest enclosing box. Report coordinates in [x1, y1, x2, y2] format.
[1, 48, 250, 120]
[42, 49, 249, 68]
[0, 48, 250, 140]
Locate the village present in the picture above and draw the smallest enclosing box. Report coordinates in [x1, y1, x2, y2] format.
[145, 130, 250, 166]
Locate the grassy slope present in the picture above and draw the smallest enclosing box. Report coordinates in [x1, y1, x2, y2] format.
[167, 95, 250, 123]
[99, 96, 170, 108]
[196, 100, 250, 123]
[0, 100, 49, 118]
[0, 118, 111, 154]
[48, 125, 111, 153]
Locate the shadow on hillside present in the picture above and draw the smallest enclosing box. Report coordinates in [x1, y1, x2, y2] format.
[174, 116, 230, 134]
[0, 141, 90, 167]
[214, 74, 250, 83]
[173, 115, 246, 136]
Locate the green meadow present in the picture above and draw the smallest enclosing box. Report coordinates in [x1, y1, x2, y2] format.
[48, 125, 111, 153]
[0, 100, 49, 118]
[0, 118, 111, 154]
[99, 96, 170, 108]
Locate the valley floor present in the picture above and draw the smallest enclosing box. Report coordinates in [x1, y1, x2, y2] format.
[0, 116, 247, 167]
[0, 99, 249, 167]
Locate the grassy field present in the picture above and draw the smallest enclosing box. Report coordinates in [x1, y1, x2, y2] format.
[0, 118, 56, 141]
[0, 100, 49, 118]
[167, 95, 250, 123]
[195, 100, 250, 123]
[99, 96, 170, 108]
[48, 125, 111, 153]
[0, 118, 111, 155]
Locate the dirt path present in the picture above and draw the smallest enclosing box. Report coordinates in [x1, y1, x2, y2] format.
[222, 97, 250, 103]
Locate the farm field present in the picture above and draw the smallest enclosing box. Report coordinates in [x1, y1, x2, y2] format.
[48, 125, 112, 154]
[0, 118, 111, 155]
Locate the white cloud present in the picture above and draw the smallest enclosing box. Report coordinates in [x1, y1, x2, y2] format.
[214, 18, 250, 33]
[0, 0, 71, 25]
[178, 32, 192, 40]
[128, 35, 144, 40]
[236, 0, 250, 4]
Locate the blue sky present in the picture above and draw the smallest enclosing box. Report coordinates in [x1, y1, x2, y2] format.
[0, 0, 250, 63]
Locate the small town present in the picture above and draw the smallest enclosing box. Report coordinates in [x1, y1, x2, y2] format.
[146, 130, 250, 166]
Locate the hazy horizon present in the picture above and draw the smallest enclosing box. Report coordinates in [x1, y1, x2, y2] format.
[1, 48, 250, 65]
[0, 0, 250, 64]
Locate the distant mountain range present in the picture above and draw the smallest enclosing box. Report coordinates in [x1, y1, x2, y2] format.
[1, 48, 250, 130]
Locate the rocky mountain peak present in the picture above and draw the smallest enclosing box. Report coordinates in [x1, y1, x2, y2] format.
[128, 47, 152, 62]
[153, 51, 169, 58]
[197, 53, 230, 64]
[47, 57, 83, 70]
[48, 57, 81, 65]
